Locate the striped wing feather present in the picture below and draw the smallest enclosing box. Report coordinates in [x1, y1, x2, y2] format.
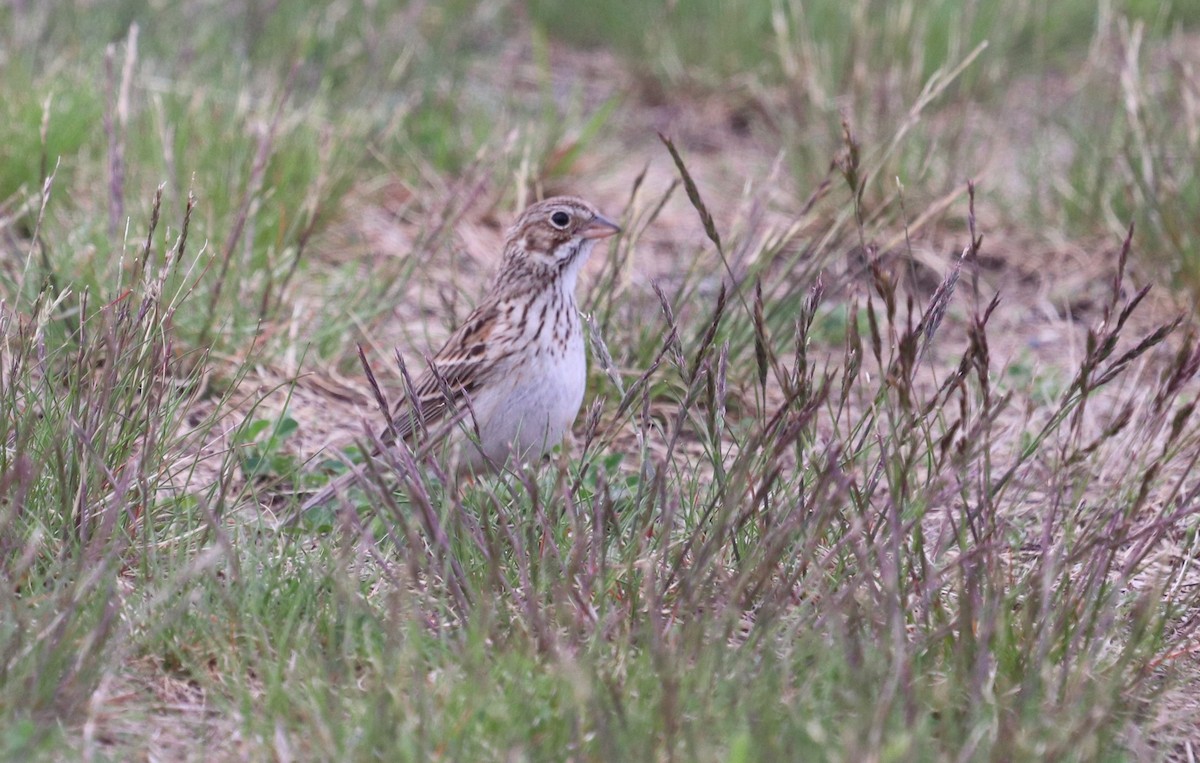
[382, 301, 506, 446]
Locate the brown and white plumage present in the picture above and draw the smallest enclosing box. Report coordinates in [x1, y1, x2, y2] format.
[300, 196, 620, 513]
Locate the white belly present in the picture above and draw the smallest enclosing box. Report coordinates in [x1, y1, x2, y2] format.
[461, 329, 586, 471]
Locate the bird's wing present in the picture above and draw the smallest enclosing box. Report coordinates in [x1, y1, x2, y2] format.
[384, 300, 511, 445]
[297, 300, 512, 517]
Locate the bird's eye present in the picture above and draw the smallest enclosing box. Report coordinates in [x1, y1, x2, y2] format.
[550, 211, 571, 228]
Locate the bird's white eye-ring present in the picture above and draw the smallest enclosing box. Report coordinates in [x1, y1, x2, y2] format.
[550, 211, 571, 229]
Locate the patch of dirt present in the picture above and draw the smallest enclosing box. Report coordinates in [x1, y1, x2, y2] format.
[77, 657, 249, 762]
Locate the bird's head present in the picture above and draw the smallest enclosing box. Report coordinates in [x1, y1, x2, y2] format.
[503, 196, 620, 277]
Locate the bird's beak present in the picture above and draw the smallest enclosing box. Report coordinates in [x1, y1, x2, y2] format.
[580, 213, 621, 240]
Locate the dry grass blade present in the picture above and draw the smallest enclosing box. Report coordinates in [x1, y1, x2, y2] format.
[200, 62, 299, 346]
[657, 131, 722, 255]
[358, 343, 397, 442]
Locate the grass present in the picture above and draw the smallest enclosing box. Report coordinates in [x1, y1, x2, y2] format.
[1, 0, 1199, 760]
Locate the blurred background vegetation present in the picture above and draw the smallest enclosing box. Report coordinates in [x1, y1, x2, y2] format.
[4, 0, 1198, 328]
